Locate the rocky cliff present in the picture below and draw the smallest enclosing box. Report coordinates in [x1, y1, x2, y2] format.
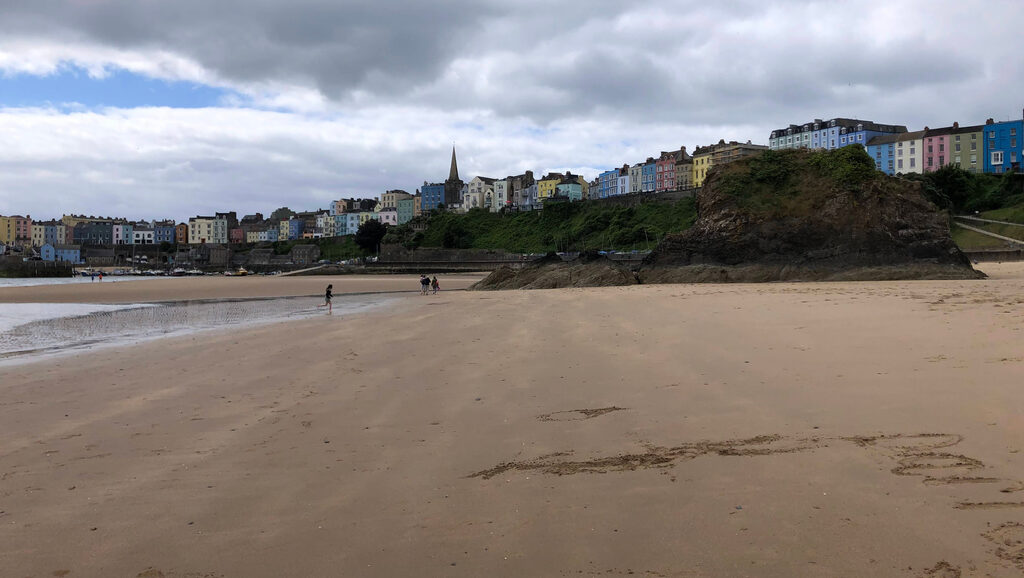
[638, 147, 983, 283]
[471, 252, 638, 290]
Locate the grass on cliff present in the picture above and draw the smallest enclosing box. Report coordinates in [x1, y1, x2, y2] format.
[713, 146, 880, 216]
[402, 199, 697, 253]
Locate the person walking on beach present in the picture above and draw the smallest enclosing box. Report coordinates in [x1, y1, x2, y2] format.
[431, 276, 439, 294]
[318, 284, 333, 313]
[420, 274, 430, 295]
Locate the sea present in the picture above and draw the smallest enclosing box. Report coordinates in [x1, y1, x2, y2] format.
[0, 293, 393, 364]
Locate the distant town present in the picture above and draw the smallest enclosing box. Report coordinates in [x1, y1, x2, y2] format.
[2, 113, 1022, 268]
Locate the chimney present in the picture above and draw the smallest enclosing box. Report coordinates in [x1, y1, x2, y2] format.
[987, 118, 995, 125]
[953, 121, 959, 129]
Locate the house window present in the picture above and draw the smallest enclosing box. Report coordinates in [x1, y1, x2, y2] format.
[898, 159, 904, 169]
[955, 156, 961, 164]
[971, 142, 977, 151]
[992, 151, 1004, 165]
[928, 158, 934, 167]
[858, 134, 863, 141]
[888, 160, 894, 170]
[910, 158, 916, 168]
[1013, 152, 1018, 163]
[955, 143, 961, 152]
[898, 149, 903, 157]
[939, 143, 944, 152]
[1012, 128, 1018, 136]
[1012, 139, 1017, 148]
[971, 134, 977, 140]
[939, 156, 944, 165]
[928, 145, 933, 153]
[910, 147, 915, 155]
[970, 154, 977, 164]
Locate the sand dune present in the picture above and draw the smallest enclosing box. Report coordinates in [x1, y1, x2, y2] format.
[1, 264, 1024, 576]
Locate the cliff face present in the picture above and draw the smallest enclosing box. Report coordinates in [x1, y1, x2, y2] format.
[471, 252, 638, 290]
[638, 147, 983, 283]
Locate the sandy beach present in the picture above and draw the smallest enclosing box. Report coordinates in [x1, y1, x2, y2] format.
[2, 265, 1024, 576]
[0, 273, 486, 304]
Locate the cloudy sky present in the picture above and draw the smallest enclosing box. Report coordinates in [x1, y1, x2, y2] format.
[1, 0, 1022, 222]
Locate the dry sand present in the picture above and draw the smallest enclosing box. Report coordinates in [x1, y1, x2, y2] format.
[2, 264, 1024, 577]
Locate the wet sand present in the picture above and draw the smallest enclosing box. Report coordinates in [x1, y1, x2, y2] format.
[2, 263, 1024, 576]
[0, 273, 486, 304]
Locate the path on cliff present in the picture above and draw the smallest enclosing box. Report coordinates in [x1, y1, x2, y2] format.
[953, 221, 1024, 246]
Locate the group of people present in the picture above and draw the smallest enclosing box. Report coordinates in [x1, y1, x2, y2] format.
[419, 275, 440, 295]
[320, 275, 439, 314]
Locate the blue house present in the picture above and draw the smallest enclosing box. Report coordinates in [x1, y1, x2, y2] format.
[41, 243, 82, 263]
[334, 213, 361, 236]
[556, 182, 583, 201]
[154, 222, 177, 244]
[867, 134, 899, 175]
[597, 170, 619, 198]
[983, 118, 1023, 174]
[421, 182, 446, 211]
[642, 160, 656, 192]
[771, 118, 906, 151]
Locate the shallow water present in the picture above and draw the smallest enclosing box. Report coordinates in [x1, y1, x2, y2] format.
[0, 275, 170, 288]
[0, 294, 391, 363]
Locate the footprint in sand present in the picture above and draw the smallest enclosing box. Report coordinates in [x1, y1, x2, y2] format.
[984, 523, 1024, 570]
[918, 560, 961, 577]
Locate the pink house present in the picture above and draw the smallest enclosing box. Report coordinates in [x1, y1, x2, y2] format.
[14, 215, 32, 244]
[923, 125, 953, 173]
[230, 228, 245, 243]
[655, 151, 678, 192]
[377, 209, 398, 226]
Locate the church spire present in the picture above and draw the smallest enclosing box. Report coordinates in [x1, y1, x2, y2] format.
[448, 145, 459, 182]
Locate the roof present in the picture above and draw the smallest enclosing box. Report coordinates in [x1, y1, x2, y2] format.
[866, 133, 901, 146]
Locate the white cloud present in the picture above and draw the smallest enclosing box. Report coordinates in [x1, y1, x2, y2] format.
[1, 0, 1024, 221]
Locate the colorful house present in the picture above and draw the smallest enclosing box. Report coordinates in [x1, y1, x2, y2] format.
[421, 182, 446, 211]
[949, 123, 985, 173]
[538, 174, 562, 201]
[154, 221, 176, 244]
[866, 134, 899, 175]
[40, 243, 82, 264]
[555, 181, 583, 201]
[597, 169, 619, 198]
[692, 147, 713, 187]
[922, 126, 953, 173]
[893, 130, 926, 175]
[983, 117, 1024, 174]
[397, 197, 416, 224]
[770, 118, 907, 151]
[656, 151, 678, 192]
[641, 159, 656, 192]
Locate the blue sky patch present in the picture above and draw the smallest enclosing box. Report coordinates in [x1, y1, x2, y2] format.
[0, 67, 234, 109]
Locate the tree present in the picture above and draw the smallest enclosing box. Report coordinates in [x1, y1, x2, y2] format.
[354, 219, 388, 253]
[269, 207, 296, 222]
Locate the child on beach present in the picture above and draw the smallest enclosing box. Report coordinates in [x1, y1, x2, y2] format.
[431, 276, 439, 294]
[318, 284, 333, 313]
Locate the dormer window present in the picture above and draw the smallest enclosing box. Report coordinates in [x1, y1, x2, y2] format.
[856, 124, 864, 131]
[829, 120, 836, 127]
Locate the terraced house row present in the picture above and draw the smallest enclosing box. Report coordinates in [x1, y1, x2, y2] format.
[769, 112, 1024, 175]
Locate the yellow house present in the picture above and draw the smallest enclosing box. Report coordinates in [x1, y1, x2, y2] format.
[692, 146, 713, 187]
[359, 212, 377, 225]
[538, 174, 562, 200]
[0, 216, 15, 245]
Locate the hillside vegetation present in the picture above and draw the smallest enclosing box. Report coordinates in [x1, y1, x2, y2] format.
[385, 199, 697, 253]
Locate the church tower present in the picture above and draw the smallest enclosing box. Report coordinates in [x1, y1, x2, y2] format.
[443, 145, 464, 207]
